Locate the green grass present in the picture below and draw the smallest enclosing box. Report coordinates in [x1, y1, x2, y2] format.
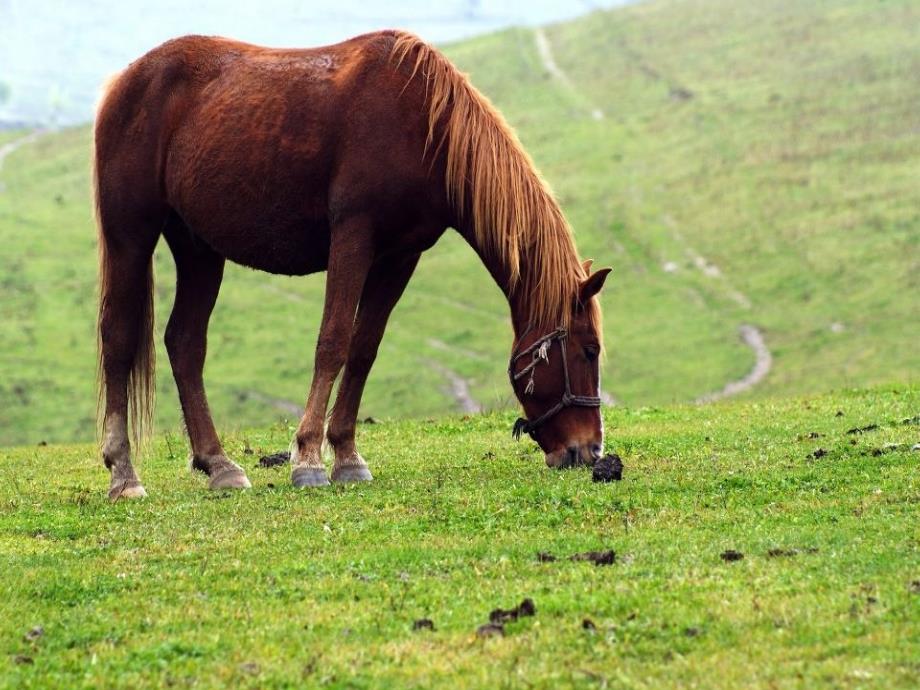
[2, 385, 918, 688]
[0, 0, 918, 446]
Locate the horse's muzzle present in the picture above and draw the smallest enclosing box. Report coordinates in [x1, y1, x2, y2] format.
[545, 442, 603, 468]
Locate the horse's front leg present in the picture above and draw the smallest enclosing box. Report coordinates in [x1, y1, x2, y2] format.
[326, 253, 420, 482]
[290, 218, 374, 488]
[163, 226, 250, 490]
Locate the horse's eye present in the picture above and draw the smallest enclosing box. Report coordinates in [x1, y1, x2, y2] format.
[584, 346, 599, 362]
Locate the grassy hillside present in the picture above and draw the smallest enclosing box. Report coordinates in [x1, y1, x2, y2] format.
[2, 386, 919, 688]
[0, 0, 918, 445]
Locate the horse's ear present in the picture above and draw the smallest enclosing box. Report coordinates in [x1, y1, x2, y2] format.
[582, 259, 593, 274]
[578, 267, 612, 303]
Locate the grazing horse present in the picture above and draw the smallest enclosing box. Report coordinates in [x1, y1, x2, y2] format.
[94, 31, 612, 499]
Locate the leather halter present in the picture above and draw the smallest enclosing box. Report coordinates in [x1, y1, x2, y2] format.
[508, 327, 602, 440]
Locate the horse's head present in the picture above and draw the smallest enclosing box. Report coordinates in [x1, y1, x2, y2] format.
[509, 266, 612, 468]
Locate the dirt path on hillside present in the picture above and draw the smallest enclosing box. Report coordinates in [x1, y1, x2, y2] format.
[695, 325, 772, 403]
[529, 34, 773, 402]
[661, 215, 772, 400]
[533, 28, 604, 121]
[0, 129, 47, 192]
[426, 360, 482, 414]
[241, 390, 303, 417]
[664, 215, 751, 309]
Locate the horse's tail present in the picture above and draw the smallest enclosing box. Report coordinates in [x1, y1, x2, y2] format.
[94, 71, 156, 449]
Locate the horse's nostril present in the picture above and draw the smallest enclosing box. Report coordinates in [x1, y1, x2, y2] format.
[590, 443, 603, 459]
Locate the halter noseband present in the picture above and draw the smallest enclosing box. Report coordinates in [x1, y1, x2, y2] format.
[508, 327, 602, 440]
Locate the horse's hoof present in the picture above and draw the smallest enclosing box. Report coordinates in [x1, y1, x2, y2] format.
[331, 464, 373, 483]
[208, 468, 252, 490]
[292, 465, 330, 488]
[108, 481, 147, 501]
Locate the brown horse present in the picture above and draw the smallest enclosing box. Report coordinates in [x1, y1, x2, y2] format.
[94, 30, 612, 499]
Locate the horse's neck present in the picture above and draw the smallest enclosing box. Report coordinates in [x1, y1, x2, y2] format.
[456, 220, 532, 335]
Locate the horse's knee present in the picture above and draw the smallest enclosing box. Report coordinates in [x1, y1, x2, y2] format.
[315, 332, 353, 370]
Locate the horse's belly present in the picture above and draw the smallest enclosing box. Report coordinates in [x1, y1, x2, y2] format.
[167, 140, 333, 274]
[166, 92, 338, 275]
[183, 207, 331, 276]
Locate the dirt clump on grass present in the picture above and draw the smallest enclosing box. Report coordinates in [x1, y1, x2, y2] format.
[413, 618, 435, 631]
[571, 550, 616, 566]
[475, 598, 536, 637]
[258, 451, 289, 468]
[768, 547, 819, 558]
[767, 548, 798, 558]
[870, 443, 902, 456]
[476, 622, 505, 638]
[537, 549, 616, 565]
[846, 423, 879, 435]
[592, 453, 624, 482]
[720, 549, 744, 562]
[490, 598, 536, 624]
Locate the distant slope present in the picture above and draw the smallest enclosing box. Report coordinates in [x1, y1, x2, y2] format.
[537, 0, 920, 399]
[0, 0, 917, 445]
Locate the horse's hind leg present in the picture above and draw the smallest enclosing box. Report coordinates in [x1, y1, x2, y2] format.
[98, 221, 159, 500]
[290, 217, 374, 488]
[163, 220, 250, 490]
[326, 253, 420, 482]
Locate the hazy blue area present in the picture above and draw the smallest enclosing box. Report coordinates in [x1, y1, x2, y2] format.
[0, 0, 630, 127]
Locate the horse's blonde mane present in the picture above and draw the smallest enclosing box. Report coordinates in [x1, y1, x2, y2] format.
[391, 32, 600, 336]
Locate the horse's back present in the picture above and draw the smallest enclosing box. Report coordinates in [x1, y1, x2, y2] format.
[97, 32, 440, 275]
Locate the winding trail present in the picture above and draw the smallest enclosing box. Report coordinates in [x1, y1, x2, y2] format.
[530, 31, 773, 402]
[664, 215, 751, 309]
[240, 390, 302, 417]
[695, 325, 772, 403]
[533, 28, 604, 121]
[425, 360, 482, 414]
[427, 337, 488, 362]
[0, 129, 47, 192]
[662, 215, 772, 400]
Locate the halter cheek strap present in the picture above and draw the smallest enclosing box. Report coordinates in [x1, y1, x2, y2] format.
[508, 327, 602, 440]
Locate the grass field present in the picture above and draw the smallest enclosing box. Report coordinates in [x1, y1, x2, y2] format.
[0, 0, 917, 446]
[2, 2, 918, 686]
[2, 385, 919, 688]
